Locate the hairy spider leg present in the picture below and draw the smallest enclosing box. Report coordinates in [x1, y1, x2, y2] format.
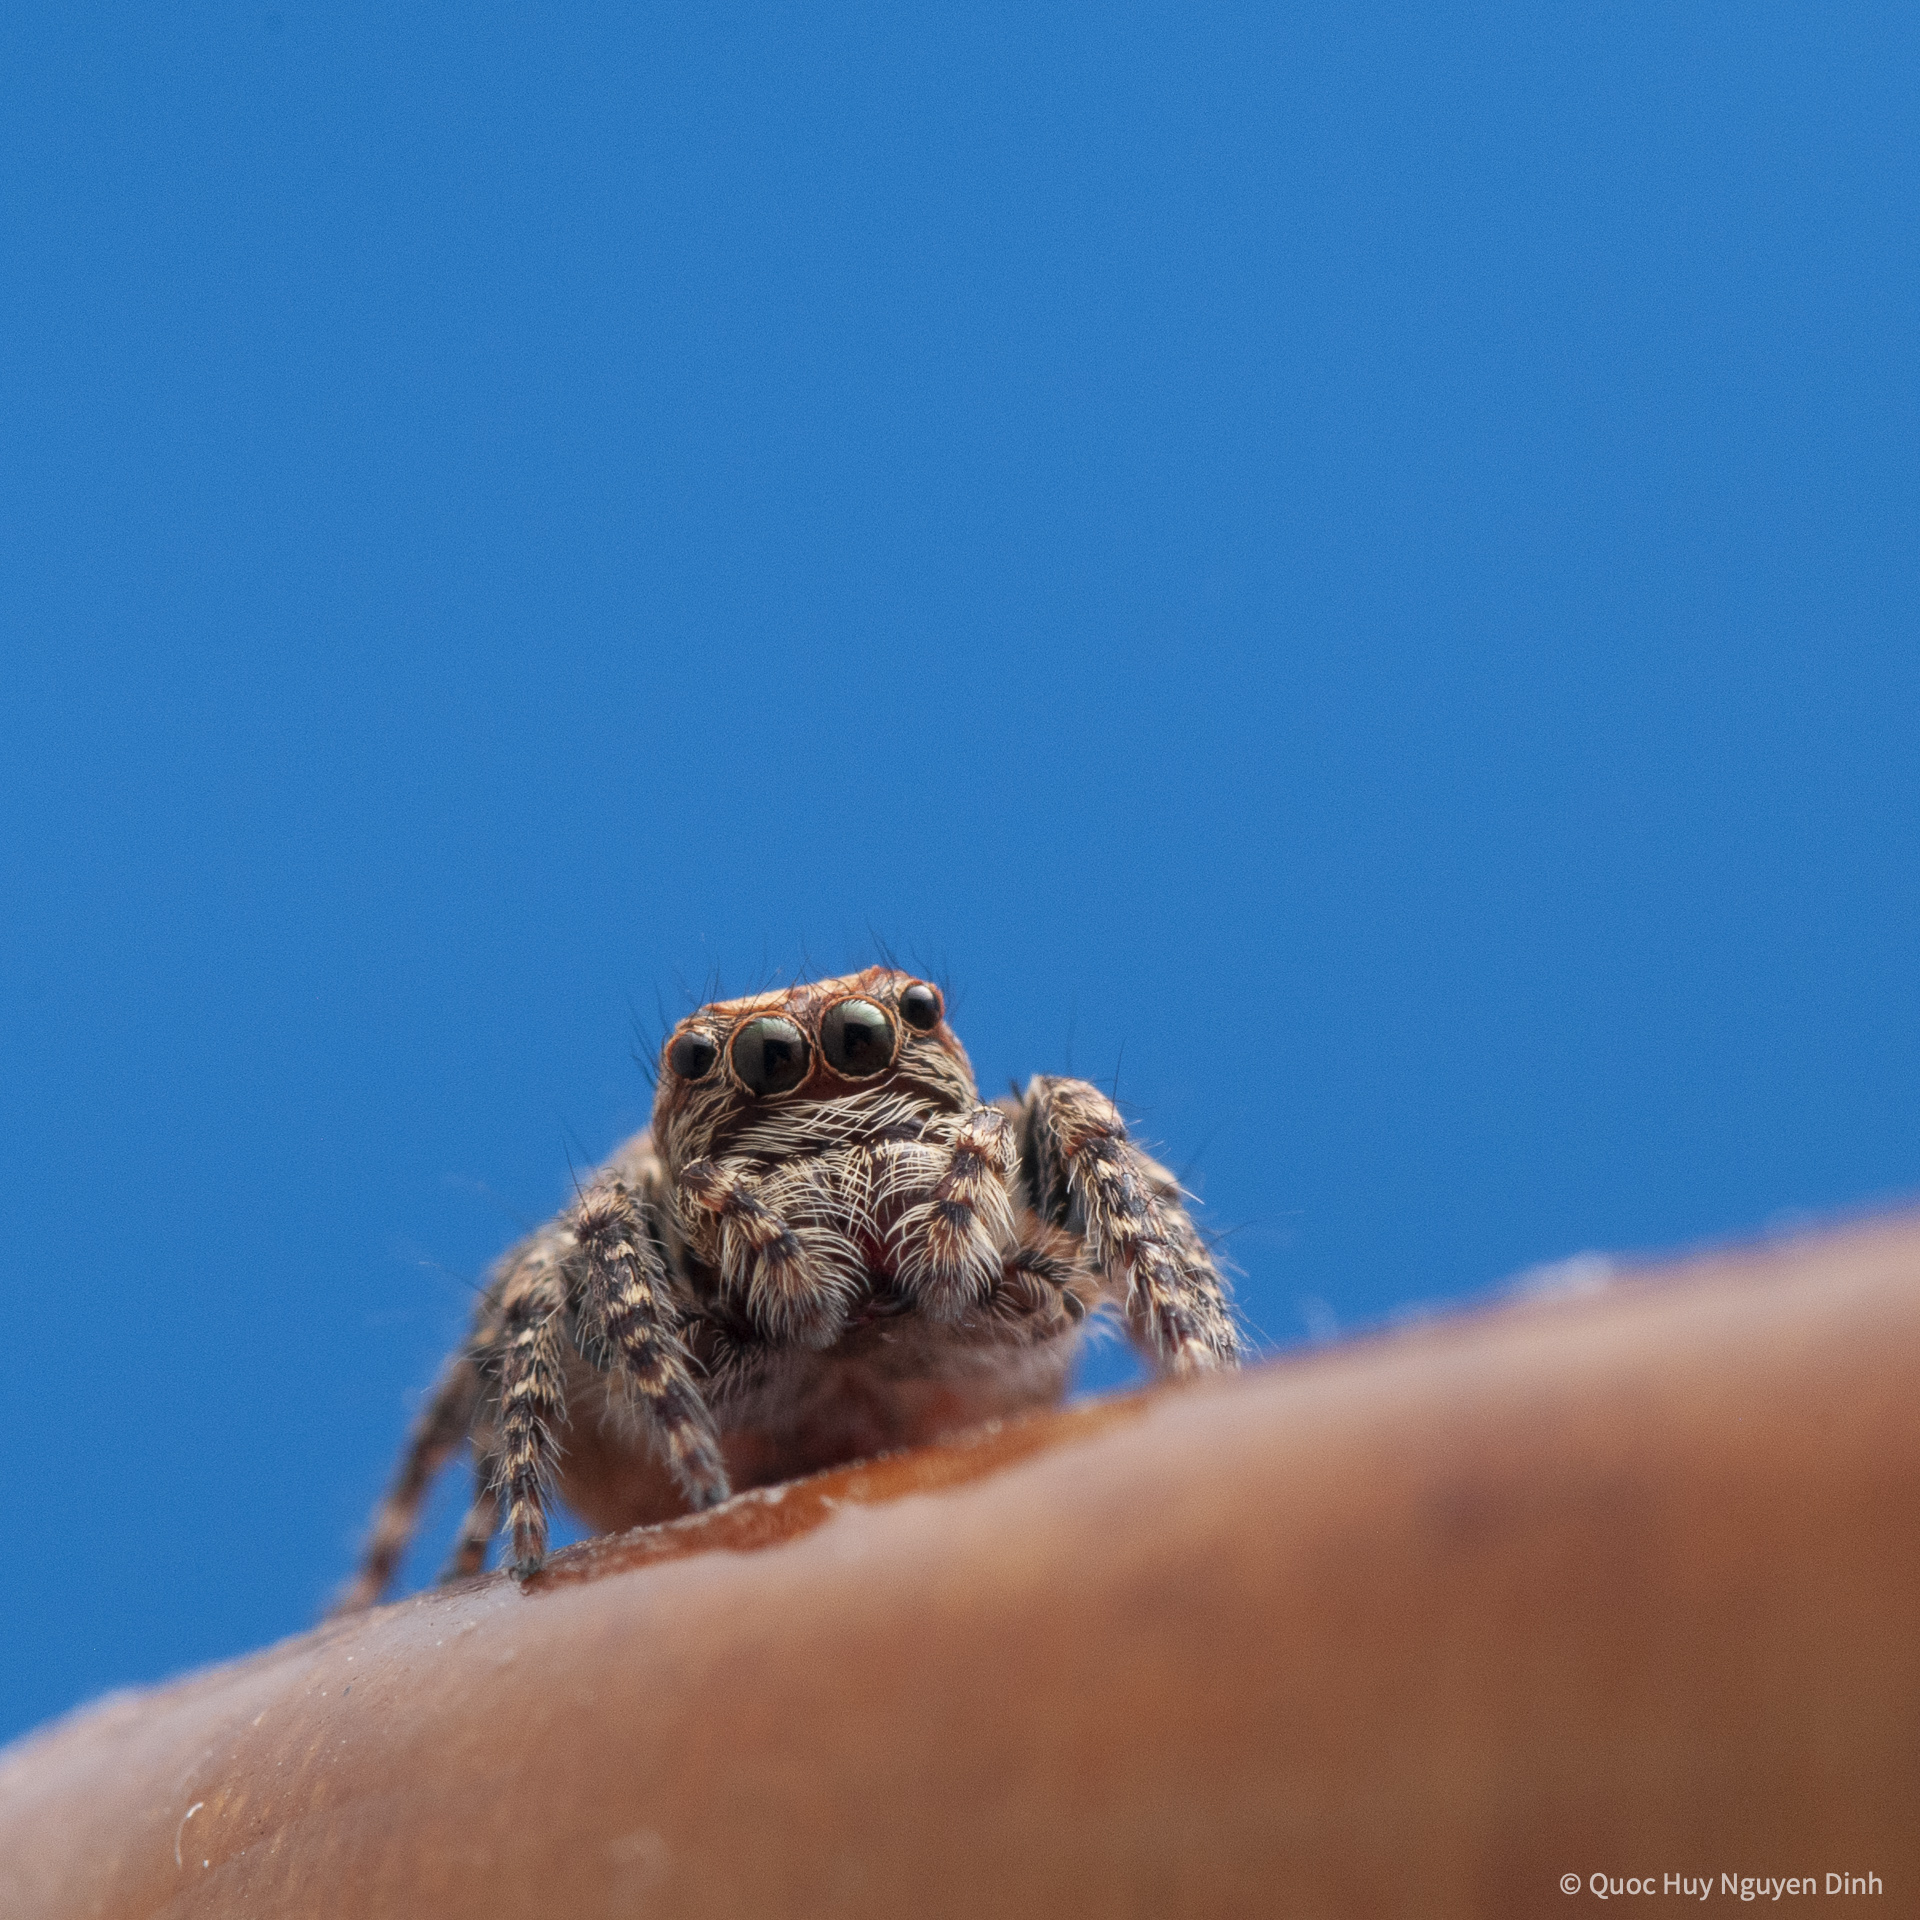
[1018, 1077, 1240, 1375]
[493, 1246, 572, 1579]
[574, 1177, 730, 1513]
[333, 1349, 482, 1614]
[442, 1444, 502, 1582]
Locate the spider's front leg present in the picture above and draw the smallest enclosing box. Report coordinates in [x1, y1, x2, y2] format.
[572, 1177, 729, 1513]
[1016, 1076, 1240, 1375]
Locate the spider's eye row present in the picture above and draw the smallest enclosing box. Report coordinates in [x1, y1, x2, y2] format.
[898, 982, 943, 1032]
[668, 1031, 719, 1080]
[730, 1016, 811, 1096]
[820, 998, 896, 1078]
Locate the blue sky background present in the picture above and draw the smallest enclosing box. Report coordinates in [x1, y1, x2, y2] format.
[3, 3, 1916, 1746]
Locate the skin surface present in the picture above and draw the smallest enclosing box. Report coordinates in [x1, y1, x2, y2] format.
[4, 1209, 1918, 1917]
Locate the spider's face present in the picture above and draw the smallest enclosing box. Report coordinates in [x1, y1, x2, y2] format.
[652, 968, 975, 1164]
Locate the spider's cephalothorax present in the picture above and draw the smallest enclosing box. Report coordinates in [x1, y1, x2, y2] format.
[338, 968, 1240, 1609]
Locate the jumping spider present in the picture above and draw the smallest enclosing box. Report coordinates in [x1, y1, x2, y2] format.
[338, 968, 1240, 1609]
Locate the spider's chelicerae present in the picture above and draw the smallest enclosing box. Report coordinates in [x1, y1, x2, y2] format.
[338, 969, 1240, 1609]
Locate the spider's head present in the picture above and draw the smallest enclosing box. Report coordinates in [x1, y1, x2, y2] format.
[651, 968, 976, 1164]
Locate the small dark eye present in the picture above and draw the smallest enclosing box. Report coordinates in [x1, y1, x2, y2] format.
[730, 1016, 811, 1096]
[820, 998, 896, 1077]
[667, 1031, 719, 1080]
[899, 982, 943, 1032]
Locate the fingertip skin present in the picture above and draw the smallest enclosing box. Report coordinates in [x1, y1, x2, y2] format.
[7, 1207, 1920, 1918]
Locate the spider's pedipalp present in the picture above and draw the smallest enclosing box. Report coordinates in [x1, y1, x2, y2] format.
[1017, 1076, 1239, 1375]
[888, 1105, 1018, 1317]
[679, 1157, 851, 1349]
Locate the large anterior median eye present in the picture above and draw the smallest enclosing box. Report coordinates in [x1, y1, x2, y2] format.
[667, 1031, 719, 1080]
[898, 982, 943, 1032]
[730, 1016, 811, 1096]
[820, 997, 896, 1077]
